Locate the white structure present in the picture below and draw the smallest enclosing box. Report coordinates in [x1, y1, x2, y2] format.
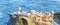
[31, 10, 37, 14]
[18, 6, 22, 11]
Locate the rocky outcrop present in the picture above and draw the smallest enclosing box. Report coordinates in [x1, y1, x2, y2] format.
[7, 7, 59, 25]
[7, 14, 19, 25]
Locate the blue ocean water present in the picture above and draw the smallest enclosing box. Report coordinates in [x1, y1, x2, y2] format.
[0, 0, 60, 25]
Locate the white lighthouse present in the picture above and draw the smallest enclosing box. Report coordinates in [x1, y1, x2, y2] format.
[18, 6, 23, 14]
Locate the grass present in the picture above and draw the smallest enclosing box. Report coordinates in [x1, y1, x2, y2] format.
[16, 16, 35, 25]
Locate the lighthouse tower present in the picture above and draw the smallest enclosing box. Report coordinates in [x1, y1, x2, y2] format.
[18, 6, 22, 13]
[17, 6, 23, 14]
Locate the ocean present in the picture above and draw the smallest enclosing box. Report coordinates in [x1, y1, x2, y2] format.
[0, 0, 60, 25]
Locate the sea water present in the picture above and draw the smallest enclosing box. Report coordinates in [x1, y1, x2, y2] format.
[0, 0, 60, 25]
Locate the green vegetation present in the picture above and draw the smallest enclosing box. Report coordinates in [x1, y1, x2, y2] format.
[16, 16, 35, 25]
